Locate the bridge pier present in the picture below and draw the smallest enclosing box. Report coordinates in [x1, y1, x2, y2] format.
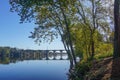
[60, 50, 63, 60]
[53, 51, 56, 60]
[45, 50, 49, 60]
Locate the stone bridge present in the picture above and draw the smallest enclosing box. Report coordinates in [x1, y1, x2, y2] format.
[15, 50, 69, 60]
[40, 50, 68, 60]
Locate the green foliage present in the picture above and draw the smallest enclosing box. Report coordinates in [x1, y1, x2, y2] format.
[10, 0, 79, 65]
[70, 22, 110, 60]
[70, 23, 90, 60]
[74, 60, 92, 80]
[9, 0, 113, 60]
[95, 43, 113, 60]
[10, 0, 77, 45]
[0, 47, 10, 56]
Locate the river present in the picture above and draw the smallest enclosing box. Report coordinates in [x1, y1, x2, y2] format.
[0, 53, 70, 80]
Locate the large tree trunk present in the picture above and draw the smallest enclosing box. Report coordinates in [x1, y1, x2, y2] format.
[113, 0, 120, 58]
[111, 0, 120, 79]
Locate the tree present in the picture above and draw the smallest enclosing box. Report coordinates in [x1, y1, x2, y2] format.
[75, 0, 113, 59]
[9, 0, 77, 65]
[113, 0, 120, 58]
[9, 0, 113, 62]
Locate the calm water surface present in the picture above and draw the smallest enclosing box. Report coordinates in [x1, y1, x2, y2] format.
[0, 60, 70, 80]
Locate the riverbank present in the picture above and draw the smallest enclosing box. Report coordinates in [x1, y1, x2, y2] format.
[71, 57, 120, 80]
[84, 57, 112, 80]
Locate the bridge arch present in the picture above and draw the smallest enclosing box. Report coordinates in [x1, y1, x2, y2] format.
[48, 50, 54, 60]
[40, 50, 68, 60]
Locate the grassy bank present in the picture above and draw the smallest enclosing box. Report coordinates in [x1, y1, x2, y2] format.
[71, 52, 113, 80]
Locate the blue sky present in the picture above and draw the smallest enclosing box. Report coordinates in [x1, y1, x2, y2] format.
[0, 0, 64, 50]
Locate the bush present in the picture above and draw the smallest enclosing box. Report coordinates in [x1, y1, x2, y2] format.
[95, 43, 113, 60]
[75, 60, 92, 80]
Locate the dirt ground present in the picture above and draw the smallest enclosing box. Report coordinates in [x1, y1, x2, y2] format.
[85, 57, 120, 80]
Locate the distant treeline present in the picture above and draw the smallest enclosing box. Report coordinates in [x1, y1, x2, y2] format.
[0, 47, 41, 57]
[0, 47, 44, 64]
